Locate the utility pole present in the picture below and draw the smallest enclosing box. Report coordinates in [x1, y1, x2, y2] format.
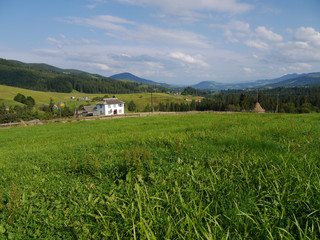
[151, 87, 154, 113]
[275, 93, 279, 113]
[72, 96, 78, 118]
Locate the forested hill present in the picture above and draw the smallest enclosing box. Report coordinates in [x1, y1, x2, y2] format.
[0, 58, 161, 94]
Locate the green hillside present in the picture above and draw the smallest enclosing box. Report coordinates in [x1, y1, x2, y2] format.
[0, 58, 165, 94]
[0, 84, 184, 111]
[0, 113, 319, 239]
[263, 75, 320, 88]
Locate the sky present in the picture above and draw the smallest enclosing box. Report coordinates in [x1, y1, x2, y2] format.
[0, 0, 320, 85]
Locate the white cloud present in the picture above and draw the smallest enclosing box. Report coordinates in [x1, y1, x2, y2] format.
[85, 0, 107, 9]
[61, 15, 134, 33]
[254, 26, 283, 41]
[80, 39, 99, 44]
[244, 27, 320, 73]
[295, 27, 320, 47]
[288, 62, 312, 71]
[275, 41, 320, 62]
[86, 62, 111, 71]
[210, 20, 250, 43]
[243, 67, 255, 73]
[210, 20, 250, 32]
[228, 20, 250, 32]
[135, 25, 210, 48]
[117, 0, 252, 15]
[61, 15, 210, 48]
[252, 54, 259, 59]
[225, 30, 239, 43]
[169, 52, 209, 67]
[245, 39, 269, 50]
[47, 37, 62, 45]
[47, 35, 99, 48]
[47, 37, 63, 49]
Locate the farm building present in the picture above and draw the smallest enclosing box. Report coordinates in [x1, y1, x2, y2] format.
[93, 98, 125, 116]
[77, 96, 90, 102]
[185, 97, 192, 101]
[195, 97, 201, 102]
[79, 105, 95, 116]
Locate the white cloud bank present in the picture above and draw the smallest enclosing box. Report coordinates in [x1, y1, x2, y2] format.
[295, 27, 320, 47]
[60, 15, 210, 48]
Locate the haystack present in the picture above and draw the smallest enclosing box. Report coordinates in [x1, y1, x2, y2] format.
[252, 102, 265, 113]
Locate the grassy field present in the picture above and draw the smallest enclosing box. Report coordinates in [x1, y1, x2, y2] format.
[0, 113, 320, 239]
[0, 84, 185, 111]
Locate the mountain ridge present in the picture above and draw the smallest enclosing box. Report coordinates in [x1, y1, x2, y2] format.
[110, 72, 171, 88]
[0, 58, 163, 94]
[191, 72, 320, 90]
[1, 58, 320, 91]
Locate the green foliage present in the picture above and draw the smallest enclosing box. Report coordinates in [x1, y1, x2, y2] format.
[128, 100, 136, 111]
[13, 93, 35, 108]
[1, 113, 320, 238]
[25, 96, 35, 107]
[182, 86, 201, 95]
[13, 93, 26, 104]
[91, 95, 110, 102]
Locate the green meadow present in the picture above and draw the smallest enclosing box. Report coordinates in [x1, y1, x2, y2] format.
[0, 85, 184, 112]
[0, 113, 320, 239]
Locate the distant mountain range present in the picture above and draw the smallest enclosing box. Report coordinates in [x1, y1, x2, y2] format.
[191, 72, 320, 90]
[110, 71, 320, 90]
[1, 58, 319, 92]
[110, 72, 171, 88]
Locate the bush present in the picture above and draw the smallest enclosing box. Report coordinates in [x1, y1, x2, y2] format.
[128, 100, 136, 111]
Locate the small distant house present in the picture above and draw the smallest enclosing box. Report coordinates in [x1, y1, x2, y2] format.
[77, 96, 90, 102]
[79, 105, 95, 116]
[195, 97, 201, 102]
[70, 96, 76, 100]
[5, 106, 10, 111]
[57, 103, 65, 108]
[93, 98, 125, 116]
[185, 97, 192, 102]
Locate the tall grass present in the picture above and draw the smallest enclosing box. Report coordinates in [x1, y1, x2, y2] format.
[0, 113, 319, 239]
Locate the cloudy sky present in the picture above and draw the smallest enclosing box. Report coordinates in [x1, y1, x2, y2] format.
[1, 0, 319, 85]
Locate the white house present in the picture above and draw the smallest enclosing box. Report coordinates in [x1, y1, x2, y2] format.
[93, 98, 125, 116]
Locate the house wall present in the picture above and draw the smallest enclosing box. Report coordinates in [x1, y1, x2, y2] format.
[93, 103, 125, 116]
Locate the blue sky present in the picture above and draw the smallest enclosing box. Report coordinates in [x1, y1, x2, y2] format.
[1, 0, 320, 85]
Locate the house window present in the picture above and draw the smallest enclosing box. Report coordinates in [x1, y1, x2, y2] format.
[119, 104, 122, 107]
[108, 109, 112, 114]
[113, 104, 117, 108]
[108, 105, 111, 108]
[119, 110, 122, 113]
